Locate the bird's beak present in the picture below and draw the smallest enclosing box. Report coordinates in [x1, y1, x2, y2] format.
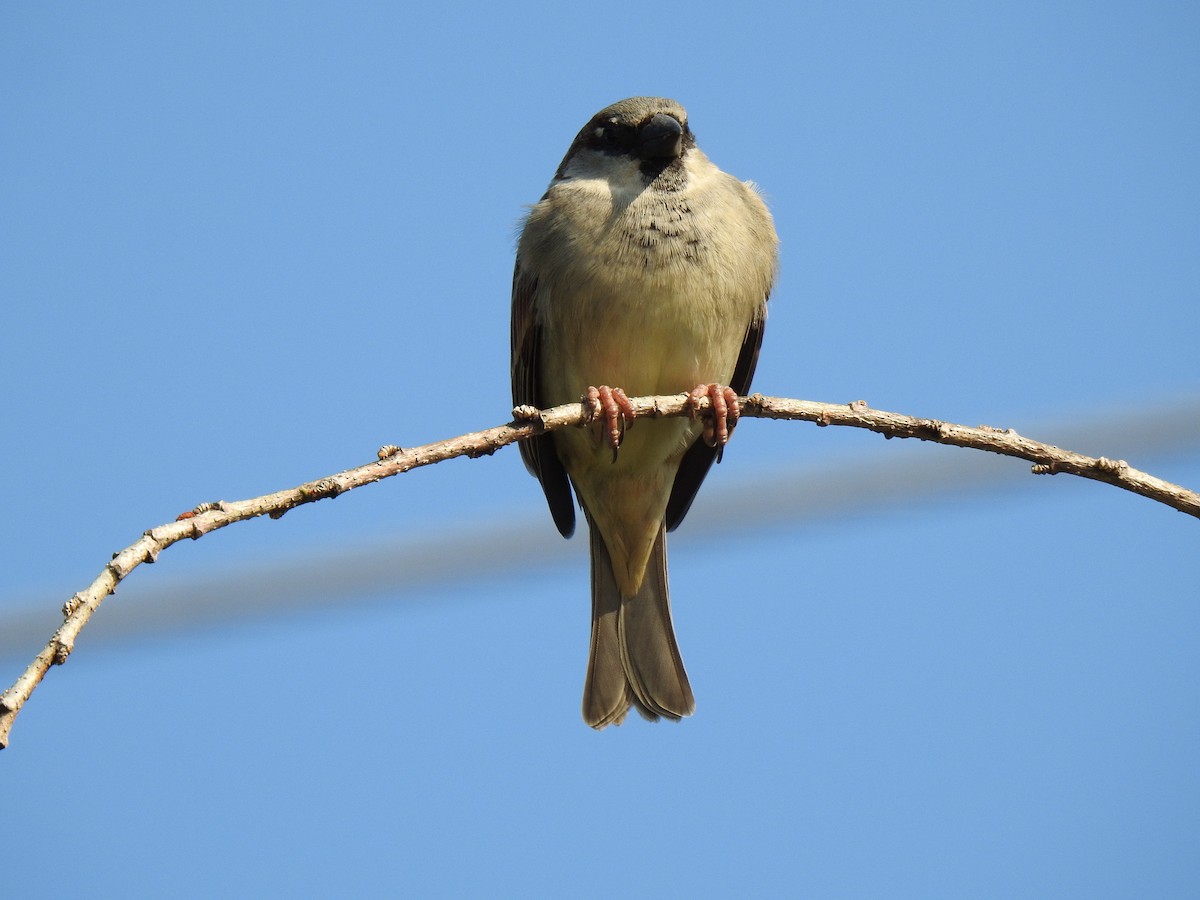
[638, 114, 684, 160]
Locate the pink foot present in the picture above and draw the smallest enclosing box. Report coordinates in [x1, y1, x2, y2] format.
[688, 383, 740, 448]
[585, 385, 636, 461]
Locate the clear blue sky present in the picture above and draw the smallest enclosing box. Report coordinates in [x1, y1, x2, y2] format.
[3, 3, 1198, 897]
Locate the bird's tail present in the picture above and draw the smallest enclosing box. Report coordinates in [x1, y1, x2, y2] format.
[583, 521, 695, 729]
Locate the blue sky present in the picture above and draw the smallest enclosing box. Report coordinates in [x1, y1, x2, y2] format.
[3, 2, 1198, 897]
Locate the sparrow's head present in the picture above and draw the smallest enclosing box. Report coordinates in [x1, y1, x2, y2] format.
[554, 97, 697, 184]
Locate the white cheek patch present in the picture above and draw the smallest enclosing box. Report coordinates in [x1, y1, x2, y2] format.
[559, 151, 643, 194]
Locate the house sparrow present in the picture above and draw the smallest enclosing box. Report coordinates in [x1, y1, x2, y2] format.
[512, 96, 778, 727]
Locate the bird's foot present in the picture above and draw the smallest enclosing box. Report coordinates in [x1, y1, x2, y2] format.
[585, 385, 635, 461]
[688, 383, 740, 448]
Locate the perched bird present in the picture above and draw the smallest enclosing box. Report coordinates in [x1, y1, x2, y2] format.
[511, 97, 778, 728]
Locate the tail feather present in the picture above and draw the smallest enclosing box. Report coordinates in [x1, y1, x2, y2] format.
[583, 529, 633, 728]
[583, 521, 694, 729]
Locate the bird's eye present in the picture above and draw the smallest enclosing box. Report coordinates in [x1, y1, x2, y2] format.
[592, 121, 632, 153]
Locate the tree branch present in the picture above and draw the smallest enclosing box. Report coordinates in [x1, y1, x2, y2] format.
[3, 393, 1196, 749]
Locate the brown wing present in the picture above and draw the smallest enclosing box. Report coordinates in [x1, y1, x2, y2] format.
[512, 262, 576, 537]
[664, 301, 766, 532]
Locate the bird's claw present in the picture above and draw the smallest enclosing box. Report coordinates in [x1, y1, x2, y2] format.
[688, 383, 740, 448]
[585, 385, 635, 461]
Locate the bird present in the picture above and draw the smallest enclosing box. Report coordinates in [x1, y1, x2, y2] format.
[511, 97, 778, 728]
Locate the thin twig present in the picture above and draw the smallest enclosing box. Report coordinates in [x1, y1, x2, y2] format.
[2, 394, 1196, 749]
[740, 395, 1200, 518]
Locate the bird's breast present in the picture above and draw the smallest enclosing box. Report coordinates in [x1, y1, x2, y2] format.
[519, 155, 775, 410]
